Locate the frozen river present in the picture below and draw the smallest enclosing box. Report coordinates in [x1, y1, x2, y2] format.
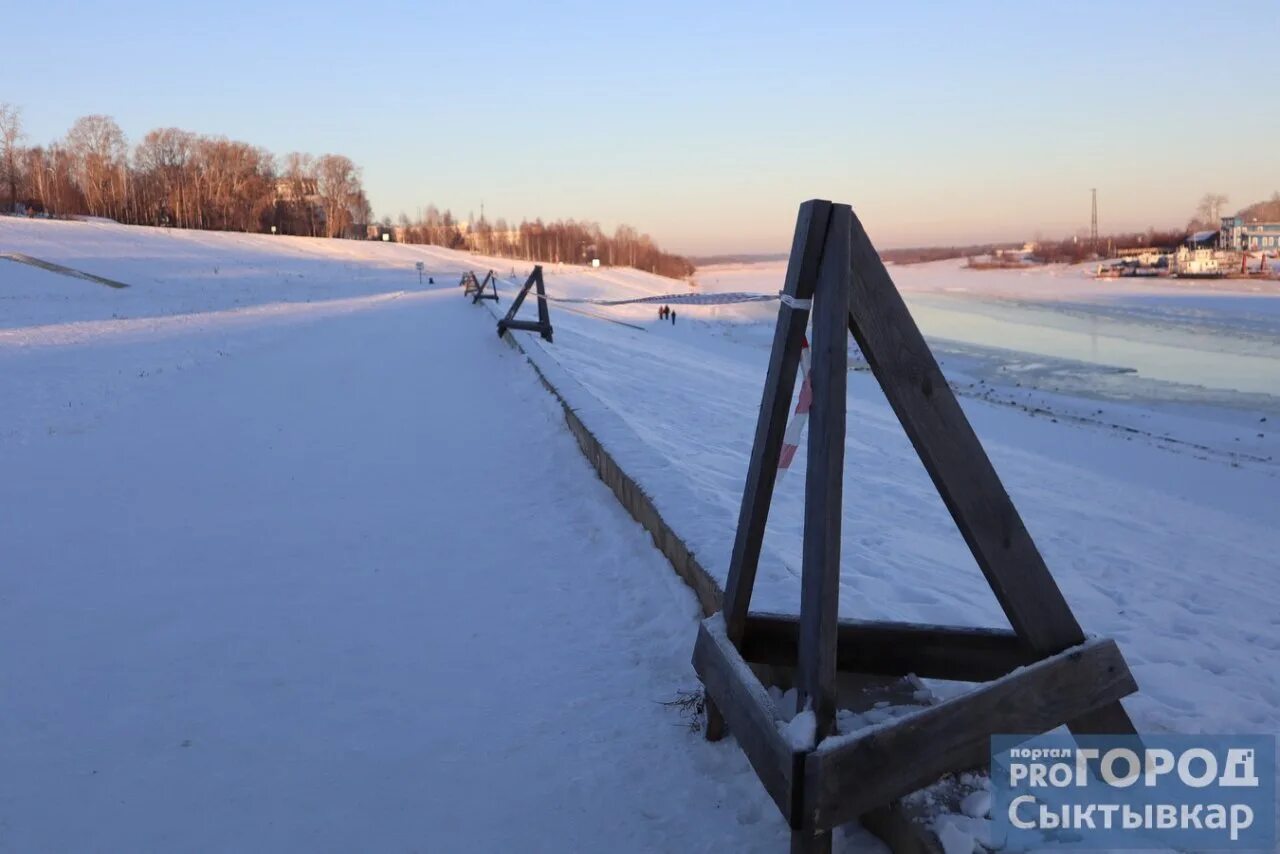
[695, 259, 1280, 413]
[906, 292, 1280, 400]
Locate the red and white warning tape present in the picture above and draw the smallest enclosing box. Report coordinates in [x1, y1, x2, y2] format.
[777, 335, 812, 477]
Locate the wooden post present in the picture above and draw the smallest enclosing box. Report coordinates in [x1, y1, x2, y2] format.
[791, 204, 850, 854]
[689, 200, 1140, 854]
[497, 266, 553, 342]
[533, 267, 553, 342]
[796, 203, 849, 740]
[708, 199, 831, 742]
[842, 208, 1135, 738]
[472, 270, 498, 303]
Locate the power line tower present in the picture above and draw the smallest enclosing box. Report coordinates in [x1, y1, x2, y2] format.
[1090, 188, 1099, 254]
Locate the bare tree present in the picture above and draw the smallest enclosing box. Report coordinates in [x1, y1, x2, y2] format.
[315, 154, 361, 238]
[1190, 192, 1230, 231]
[0, 103, 23, 211]
[135, 128, 196, 226]
[65, 115, 127, 219]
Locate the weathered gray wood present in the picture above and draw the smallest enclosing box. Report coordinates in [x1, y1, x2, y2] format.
[497, 265, 553, 342]
[721, 199, 833, 642]
[843, 209, 1136, 739]
[533, 267, 553, 342]
[691, 618, 798, 821]
[471, 270, 498, 303]
[709, 199, 832, 743]
[741, 613, 1037, 681]
[499, 267, 537, 323]
[797, 204, 851, 743]
[497, 319, 546, 332]
[803, 638, 1137, 830]
[845, 212, 1078, 653]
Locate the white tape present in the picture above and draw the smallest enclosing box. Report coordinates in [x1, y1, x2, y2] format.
[779, 293, 812, 310]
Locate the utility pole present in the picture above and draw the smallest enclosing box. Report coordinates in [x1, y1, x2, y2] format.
[1090, 188, 1099, 255]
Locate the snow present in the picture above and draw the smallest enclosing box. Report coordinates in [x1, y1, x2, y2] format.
[780, 709, 818, 751]
[0, 219, 807, 851]
[4, 217, 1279, 849]
[935, 818, 976, 854]
[491, 256, 1280, 748]
[959, 789, 992, 819]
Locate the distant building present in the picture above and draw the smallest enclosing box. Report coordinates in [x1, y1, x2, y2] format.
[275, 177, 319, 202]
[1187, 230, 1219, 248]
[1220, 216, 1280, 251]
[274, 178, 325, 234]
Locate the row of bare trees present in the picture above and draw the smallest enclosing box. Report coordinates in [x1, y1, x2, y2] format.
[1026, 228, 1190, 264]
[0, 105, 369, 238]
[391, 208, 694, 279]
[1, 103, 694, 277]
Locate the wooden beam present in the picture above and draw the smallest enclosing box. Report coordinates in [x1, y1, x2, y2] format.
[720, 199, 833, 643]
[741, 613, 1037, 682]
[845, 212, 1084, 653]
[497, 319, 546, 332]
[691, 618, 799, 821]
[471, 270, 498, 303]
[786, 205, 851, 854]
[843, 209, 1137, 736]
[709, 199, 831, 744]
[797, 203, 850, 744]
[802, 638, 1137, 831]
[533, 267, 553, 342]
[497, 266, 552, 341]
[499, 267, 538, 324]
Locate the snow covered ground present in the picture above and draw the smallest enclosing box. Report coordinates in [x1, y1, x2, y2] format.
[499, 253, 1280, 706]
[3, 217, 1278, 850]
[494, 254, 1280, 830]
[1, 219, 843, 852]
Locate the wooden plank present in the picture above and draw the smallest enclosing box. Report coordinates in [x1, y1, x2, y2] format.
[472, 270, 498, 303]
[533, 267, 553, 341]
[842, 208, 1138, 736]
[497, 267, 552, 340]
[845, 212, 1083, 653]
[499, 266, 539, 326]
[803, 637, 1137, 830]
[797, 203, 851, 743]
[721, 200, 833, 643]
[741, 613, 1037, 682]
[691, 618, 798, 821]
[708, 199, 831, 743]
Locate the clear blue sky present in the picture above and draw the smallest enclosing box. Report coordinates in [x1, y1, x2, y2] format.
[6, 0, 1277, 253]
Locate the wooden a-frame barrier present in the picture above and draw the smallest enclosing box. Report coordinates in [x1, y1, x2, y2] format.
[496, 265, 553, 342]
[691, 200, 1139, 852]
[462, 270, 499, 303]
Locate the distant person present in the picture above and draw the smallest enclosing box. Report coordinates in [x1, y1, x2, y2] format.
[670, 309, 677, 325]
[659, 306, 666, 321]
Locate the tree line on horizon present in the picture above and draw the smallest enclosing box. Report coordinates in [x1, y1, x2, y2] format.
[0, 107, 368, 237]
[0, 104, 694, 279]
[385, 210, 695, 279]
